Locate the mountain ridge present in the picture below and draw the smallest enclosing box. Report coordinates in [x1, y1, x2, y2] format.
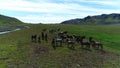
[61, 13, 120, 25]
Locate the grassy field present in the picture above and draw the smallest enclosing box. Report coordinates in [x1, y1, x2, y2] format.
[0, 24, 120, 68]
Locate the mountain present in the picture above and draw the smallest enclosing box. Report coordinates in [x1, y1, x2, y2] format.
[0, 14, 24, 27]
[61, 13, 120, 25]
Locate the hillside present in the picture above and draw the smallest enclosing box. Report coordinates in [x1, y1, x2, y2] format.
[61, 13, 120, 25]
[0, 14, 24, 27]
[0, 24, 120, 68]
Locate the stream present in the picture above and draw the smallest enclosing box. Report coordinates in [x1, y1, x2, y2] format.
[0, 26, 30, 35]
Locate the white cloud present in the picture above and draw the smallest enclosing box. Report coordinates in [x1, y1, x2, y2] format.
[15, 14, 83, 24]
[0, 0, 120, 23]
[86, 0, 120, 6]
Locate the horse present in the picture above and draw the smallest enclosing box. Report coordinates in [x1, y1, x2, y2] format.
[45, 33, 48, 42]
[31, 34, 37, 42]
[66, 38, 75, 49]
[58, 31, 67, 37]
[51, 38, 56, 49]
[51, 37, 63, 49]
[38, 35, 41, 43]
[41, 32, 45, 40]
[58, 32, 64, 37]
[60, 35, 67, 43]
[79, 36, 90, 49]
[66, 35, 73, 39]
[73, 35, 81, 43]
[52, 37, 63, 47]
[89, 37, 103, 50]
[80, 41, 90, 49]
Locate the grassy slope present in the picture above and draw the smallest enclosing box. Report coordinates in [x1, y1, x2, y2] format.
[0, 14, 24, 27]
[0, 24, 120, 68]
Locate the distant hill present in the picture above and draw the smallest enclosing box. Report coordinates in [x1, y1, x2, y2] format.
[0, 14, 24, 27]
[61, 13, 120, 25]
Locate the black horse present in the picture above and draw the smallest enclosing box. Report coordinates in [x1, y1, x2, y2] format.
[38, 35, 41, 43]
[58, 31, 67, 37]
[73, 35, 81, 43]
[31, 34, 37, 42]
[79, 36, 90, 49]
[51, 38, 56, 49]
[45, 33, 48, 42]
[41, 32, 45, 40]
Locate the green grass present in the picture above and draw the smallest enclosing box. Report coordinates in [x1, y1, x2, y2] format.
[0, 24, 120, 68]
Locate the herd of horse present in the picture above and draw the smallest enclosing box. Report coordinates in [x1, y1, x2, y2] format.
[31, 28, 103, 50]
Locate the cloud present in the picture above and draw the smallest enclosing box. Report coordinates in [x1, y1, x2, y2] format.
[0, 0, 120, 23]
[15, 14, 84, 23]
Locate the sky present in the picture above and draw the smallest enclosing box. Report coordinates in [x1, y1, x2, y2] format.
[0, 0, 120, 24]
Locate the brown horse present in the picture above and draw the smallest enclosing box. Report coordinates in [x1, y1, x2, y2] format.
[89, 37, 103, 50]
[66, 38, 75, 49]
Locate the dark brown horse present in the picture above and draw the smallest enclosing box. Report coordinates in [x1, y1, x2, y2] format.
[66, 38, 75, 49]
[79, 36, 90, 49]
[73, 35, 81, 43]
[89, 37, 103, 50]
